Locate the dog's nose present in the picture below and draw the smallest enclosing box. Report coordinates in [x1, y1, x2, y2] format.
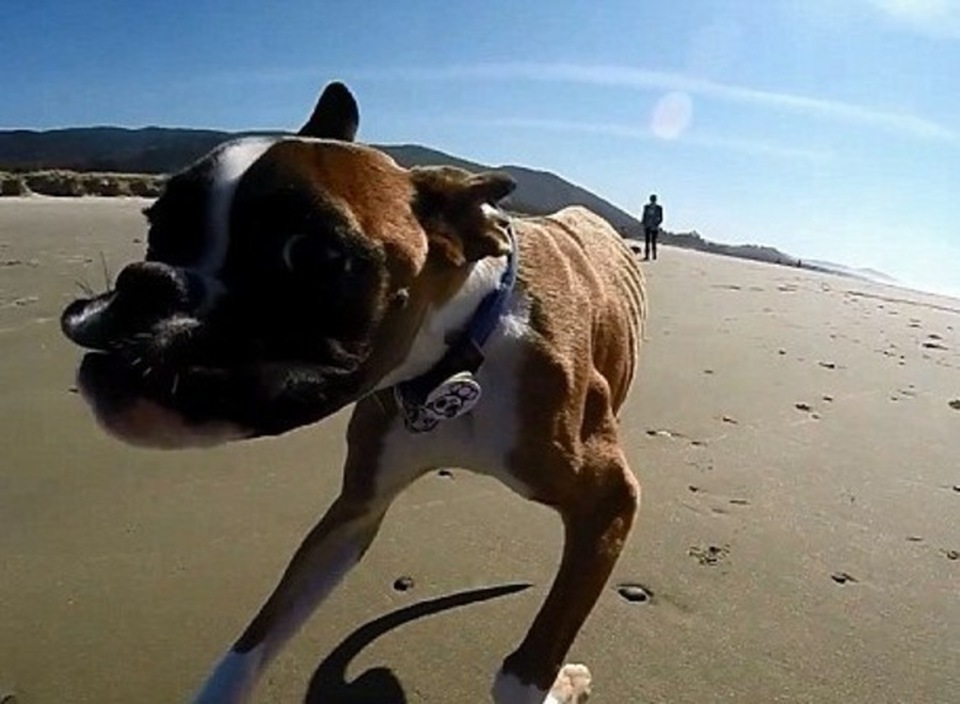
[61, 263, 205, 350]
[114, 261, 197, 313]
[61, 293, 115, 350]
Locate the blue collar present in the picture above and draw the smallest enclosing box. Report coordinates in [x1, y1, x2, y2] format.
[458, 221, 518, 349]
[392, 220, 518, 429]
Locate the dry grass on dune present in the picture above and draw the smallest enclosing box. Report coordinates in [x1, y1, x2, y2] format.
[0, 170, 163, 198]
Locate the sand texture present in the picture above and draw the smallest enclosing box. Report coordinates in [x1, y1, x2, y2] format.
[1, 199, 958, 703]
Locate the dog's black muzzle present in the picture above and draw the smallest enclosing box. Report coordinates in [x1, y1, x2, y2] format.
[61, 261, 208, 351]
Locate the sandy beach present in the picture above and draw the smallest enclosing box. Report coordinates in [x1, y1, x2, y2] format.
[1, 198, 958, 703]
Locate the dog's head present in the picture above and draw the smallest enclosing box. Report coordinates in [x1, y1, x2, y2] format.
[61, 82, 515, 447]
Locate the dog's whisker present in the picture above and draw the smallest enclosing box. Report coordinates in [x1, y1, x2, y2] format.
[74, 278, 94, 297]
[171, 372, 180, 397]
[99, 251, 114, 292]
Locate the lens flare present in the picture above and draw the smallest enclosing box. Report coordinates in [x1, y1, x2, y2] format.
[650, 92, 694, 140]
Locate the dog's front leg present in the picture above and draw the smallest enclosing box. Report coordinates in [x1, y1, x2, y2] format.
[192, 494, 387, 704]
[493, 446, 640, 704]
[193, 401, 412, 704]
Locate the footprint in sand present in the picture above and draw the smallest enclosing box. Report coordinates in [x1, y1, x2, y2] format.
[688, 544, 730, 567]
[2, 296, 39, 309]
[948, 400, 960, 411]
[616, 583, 653, 604]
[646, 428, 684, 439]
[922, 335, 949, 350]
[831, 572, 857, 585]
[942, 549, 960, 561]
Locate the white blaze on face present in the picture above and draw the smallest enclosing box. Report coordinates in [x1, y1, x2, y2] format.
[203, 137, 278, 272]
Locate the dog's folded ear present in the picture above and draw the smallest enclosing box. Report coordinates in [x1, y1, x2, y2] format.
[299, 82, 360, 141]
[410, 166, 516, 266]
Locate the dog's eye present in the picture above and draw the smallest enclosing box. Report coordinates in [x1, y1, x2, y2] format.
[282, 234, 349, 275]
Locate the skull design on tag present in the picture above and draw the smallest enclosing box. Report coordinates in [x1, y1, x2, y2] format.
[397, 372, 483, 433]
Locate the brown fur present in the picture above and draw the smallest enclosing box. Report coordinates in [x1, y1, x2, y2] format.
[227, 156, 647, 694]
[66, 81, 650, 702]
[503, 208, 645, 685]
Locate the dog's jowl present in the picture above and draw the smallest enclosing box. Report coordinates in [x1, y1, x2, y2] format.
[61, 81, 647, 704]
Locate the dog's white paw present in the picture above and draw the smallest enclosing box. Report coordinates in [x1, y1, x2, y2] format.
[547, 663, 592, 704]
[491, 664, 592, 704]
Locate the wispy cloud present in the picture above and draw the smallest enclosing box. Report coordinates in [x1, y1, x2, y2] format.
[196, 61, 956, 144]
[865, 0, 960, 38]
[344, 63, 956, 143]
[450, 116, 833, 162]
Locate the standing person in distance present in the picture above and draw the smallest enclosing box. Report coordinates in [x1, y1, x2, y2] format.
[641, 194, 663, 261]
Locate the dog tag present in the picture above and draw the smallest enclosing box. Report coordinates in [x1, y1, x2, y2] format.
[424, 371, 482, 418]
[397, 371, 482, 433]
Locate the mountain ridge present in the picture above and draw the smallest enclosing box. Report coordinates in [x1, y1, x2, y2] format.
[0, 126, 888, 282]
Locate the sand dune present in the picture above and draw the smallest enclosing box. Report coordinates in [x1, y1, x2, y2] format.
[1, 199, 958, 703]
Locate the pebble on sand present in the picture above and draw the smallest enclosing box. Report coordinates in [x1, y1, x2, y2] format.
[393, 576, 415, 592]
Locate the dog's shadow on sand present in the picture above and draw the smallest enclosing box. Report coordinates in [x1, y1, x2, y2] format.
[304, 582, 530, 704]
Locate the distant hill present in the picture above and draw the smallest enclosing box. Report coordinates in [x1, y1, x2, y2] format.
[1, 126, 886, 281]
[0, 127, 233, 174]
[0, 127, 647, 237]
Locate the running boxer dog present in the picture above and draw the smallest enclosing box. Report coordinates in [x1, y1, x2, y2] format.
[60, 81, 646, 703]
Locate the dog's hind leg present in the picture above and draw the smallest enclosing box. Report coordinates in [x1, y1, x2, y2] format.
[492, 440, 640, 704]
[193, 401, 416, 704]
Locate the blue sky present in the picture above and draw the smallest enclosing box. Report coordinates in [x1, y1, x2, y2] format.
[3, 0, 959, 297]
